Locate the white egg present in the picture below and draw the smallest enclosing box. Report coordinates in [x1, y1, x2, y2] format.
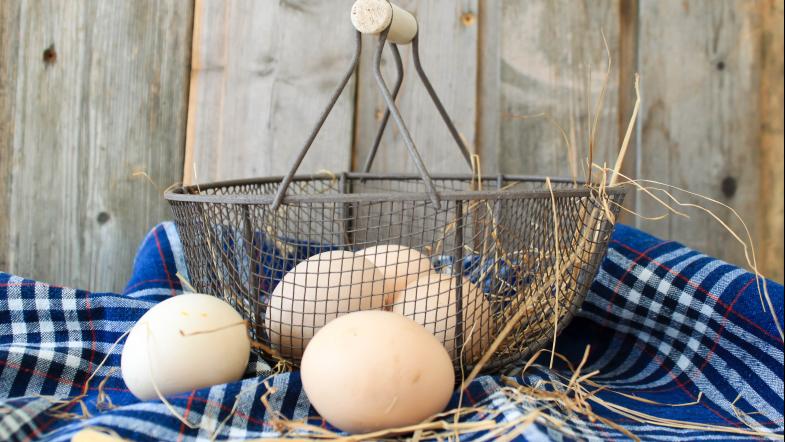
[356, 244, 432, 294]
[393, 272, 492, 362]
[266, 250, 387, 358]
[120, 293, 250, 401]
[301, 310, 454, 434]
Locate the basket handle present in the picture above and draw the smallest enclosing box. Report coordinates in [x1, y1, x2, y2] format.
[271, 1, 472, 210]
[354, 0, 472, 178]
[351, 0, 418, 44]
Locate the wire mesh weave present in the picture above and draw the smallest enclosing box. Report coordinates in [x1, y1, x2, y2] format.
[166, 174, 624, 373]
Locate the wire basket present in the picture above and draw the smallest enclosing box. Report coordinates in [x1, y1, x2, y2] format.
[165, 19, 624, 373]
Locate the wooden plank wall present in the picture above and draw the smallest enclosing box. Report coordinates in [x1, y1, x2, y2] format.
[0, 0, 193, 291]
[1, 0, 782, 289]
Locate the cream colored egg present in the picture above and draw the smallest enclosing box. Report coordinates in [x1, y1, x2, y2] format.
[301, 310, 454, 434]
[393, 272, 492, 362]
[120, 293, 250, 401]
[356, 244, 432, 295]
[266, 250, 387, 359]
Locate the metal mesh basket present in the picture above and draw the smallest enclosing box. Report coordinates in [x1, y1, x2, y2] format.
[165, 24, 625, 373]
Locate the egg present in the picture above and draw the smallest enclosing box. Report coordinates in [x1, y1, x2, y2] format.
[266, 250, 387, 358]
[393, 272, 492, 362]
[120, 293, 250, 401]
[356, 244, 432, 294]
[301, 310, 454, 434]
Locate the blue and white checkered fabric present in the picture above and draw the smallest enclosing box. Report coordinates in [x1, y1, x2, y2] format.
[1, 222, 782, 441]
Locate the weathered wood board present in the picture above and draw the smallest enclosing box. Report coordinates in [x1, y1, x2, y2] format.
[0, 1, 21, 273]
[352, 0, 479, 176]
[758, 0, 784, 282]
[0, 0, 192, 291]
[637, 0, 764, 274]
[489, 0, 623, 181]
[183, 0, 357, 184]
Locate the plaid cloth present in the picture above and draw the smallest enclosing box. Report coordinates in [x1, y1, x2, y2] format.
[1, 222, 782, 441]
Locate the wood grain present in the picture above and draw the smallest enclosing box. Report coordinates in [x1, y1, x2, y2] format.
[476, 0, 501, 175]
[494, 0, 622, 181]
[0, 0, 192, 291]
[637, 0, 763, 272]
[184, 0, 357, 184]
[758, 0, 784, 282]
[617, 0, 640, 225]
[0, 0, 22, 272]
[352, 0, 479, 175]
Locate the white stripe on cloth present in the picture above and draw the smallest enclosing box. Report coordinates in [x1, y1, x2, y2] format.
[0, 277, 26, 400]
[193, 383, 228, 440]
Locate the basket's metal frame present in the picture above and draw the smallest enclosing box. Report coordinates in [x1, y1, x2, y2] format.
[169, 173, 606, 203]
[271, 28, 473, 210]
[165, 20, 627, 374]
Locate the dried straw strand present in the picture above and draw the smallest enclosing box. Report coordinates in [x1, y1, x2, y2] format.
[546, 177, 562, 369]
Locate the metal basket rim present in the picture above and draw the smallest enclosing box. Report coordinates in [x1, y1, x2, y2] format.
[165, 173, 626, 205]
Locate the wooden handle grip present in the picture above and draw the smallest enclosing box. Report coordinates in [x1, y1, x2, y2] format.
[350, 0, 418, 45]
